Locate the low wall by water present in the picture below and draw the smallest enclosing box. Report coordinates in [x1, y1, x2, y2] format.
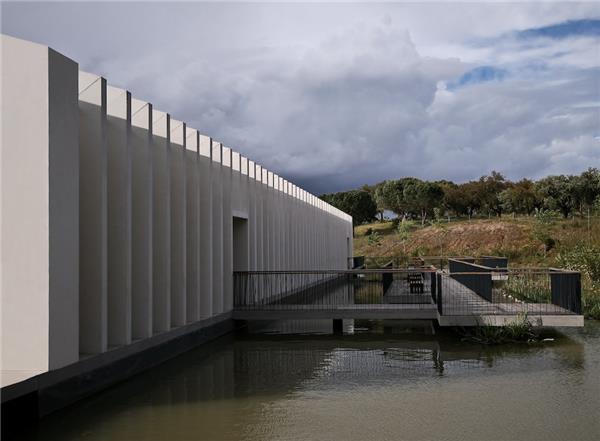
[448, 259, 493, 301]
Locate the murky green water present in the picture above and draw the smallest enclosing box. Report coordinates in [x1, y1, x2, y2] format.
[20, 320, 600, 441]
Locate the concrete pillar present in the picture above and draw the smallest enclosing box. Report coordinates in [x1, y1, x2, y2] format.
[78, 71, 108, 355]
[106, 86, 132, 347]
[211, 141, 223, 314]
[333, 319, 344, 335]
[1, 35, 79, 373]
[185, 129, 200, 323]
[170, 120, 186, 327]
[198, 135, 213, 319]
[131, 98, 153, 339]
[151, 110, 171, 333]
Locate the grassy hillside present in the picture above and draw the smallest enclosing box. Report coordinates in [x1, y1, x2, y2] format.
[354, 216, 600, 318]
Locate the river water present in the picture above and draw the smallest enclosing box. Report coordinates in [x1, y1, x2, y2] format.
[20, 320, 600, 441]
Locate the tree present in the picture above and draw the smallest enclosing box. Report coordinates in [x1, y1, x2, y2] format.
[372, 182, 387, 222]
[476, 171, 507, 217]
[321, 189, 377, 229]
[402, 179, 444, 225]
[499, 178, 541, 216]
[574, 168, 600, 212]
[442, 182, 471, 217]
[377, 179, 408, 216]
[443, 181, 481, 218]
[536, 175, 577, 218]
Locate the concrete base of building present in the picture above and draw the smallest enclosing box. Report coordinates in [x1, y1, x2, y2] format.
[1, 313, 235, 437]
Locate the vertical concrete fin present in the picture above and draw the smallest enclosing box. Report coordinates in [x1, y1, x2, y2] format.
[151, 110, 171, 333]
[198, 134, 213, 318]
[106, 86, 132, 347]
[185, 128, 200, 323]
[211, 141, 224, 314]
[130, 99, 153, 339]
[78, 71, 108, 355]
[170, 120, 186, 327]
[222, 145, 233, 311]
[47, 47, 80, 369]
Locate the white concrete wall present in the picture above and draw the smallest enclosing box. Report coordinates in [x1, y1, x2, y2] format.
[1, 36, 79, 378]
[0, 35, 353, 385]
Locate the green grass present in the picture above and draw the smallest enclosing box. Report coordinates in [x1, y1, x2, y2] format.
[353, 215, 600, 319]
[458, 313, 540, 345]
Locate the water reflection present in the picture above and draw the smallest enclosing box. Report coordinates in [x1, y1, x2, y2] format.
[17, 320, 600, 441]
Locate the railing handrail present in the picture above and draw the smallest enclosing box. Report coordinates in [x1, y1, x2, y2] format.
[233, 268, 580, 276]
[234, 268, 437, 275]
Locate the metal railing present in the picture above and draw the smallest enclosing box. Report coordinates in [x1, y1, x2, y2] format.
[436, 269, 581, 316]
[358, 255, 509, 272]
[233, 267, 581, 317]
[233, 269, 436, 310]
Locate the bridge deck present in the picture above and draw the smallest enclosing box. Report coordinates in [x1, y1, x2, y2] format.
[233, 275, 583, 327]
[233, 303, 438, 320]
[438, 277, 583, 327]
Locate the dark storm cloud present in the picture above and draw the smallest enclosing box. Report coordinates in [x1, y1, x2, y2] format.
[2, 2, 598, 194]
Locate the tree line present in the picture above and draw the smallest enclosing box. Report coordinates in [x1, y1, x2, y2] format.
[320, 168, 600, 227]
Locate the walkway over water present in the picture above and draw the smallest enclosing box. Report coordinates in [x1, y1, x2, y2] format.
[233, 268, 583, 327]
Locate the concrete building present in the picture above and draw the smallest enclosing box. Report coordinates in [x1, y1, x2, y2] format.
[0, 35, 353, 413]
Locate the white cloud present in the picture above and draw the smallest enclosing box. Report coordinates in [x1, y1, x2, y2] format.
[2, 2, 599, 193]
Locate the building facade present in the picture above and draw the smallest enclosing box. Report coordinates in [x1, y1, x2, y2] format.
[0, 35, 353, 396]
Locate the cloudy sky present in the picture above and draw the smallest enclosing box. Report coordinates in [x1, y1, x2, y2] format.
[2, 1, 599, 194]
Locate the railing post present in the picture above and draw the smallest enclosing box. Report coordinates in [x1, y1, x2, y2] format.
[436, 273, 443, 315]
[431, 271, 437, 304]
[550, 271, 582, 314]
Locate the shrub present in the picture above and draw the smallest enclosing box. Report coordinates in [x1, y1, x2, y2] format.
[556, 244, 600, 319]
[367, 231, 381, 246]
[459, 313, 539, 344]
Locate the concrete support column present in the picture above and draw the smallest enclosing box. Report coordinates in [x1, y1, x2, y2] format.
[131, 99, 153, 339]
[170, 120, 186, 327]
[106, 86, 132, 347]
[151, 110, 171, 333]
[185, 129, 200, 323]
[78, 71, 108, 355]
